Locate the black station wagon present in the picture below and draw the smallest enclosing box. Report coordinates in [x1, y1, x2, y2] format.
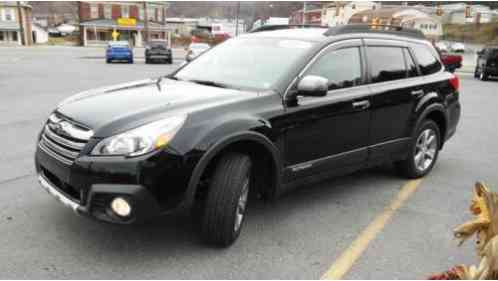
[35, 25, 461, 246]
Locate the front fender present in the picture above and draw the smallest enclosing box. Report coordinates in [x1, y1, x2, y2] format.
[183, 129, 282, 208]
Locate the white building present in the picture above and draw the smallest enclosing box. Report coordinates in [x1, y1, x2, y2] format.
[401, 15, 443, 39]
[0, 1, 33, 45]
[197, 18, 245, 37]
[321, 1, 379, 27]
[349, 7, 443, 40]
[252, 17, 289, 29]
[441, 3, 493, 24]
[31, 22, 48, 43]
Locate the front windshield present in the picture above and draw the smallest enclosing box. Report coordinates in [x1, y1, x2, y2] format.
[175, 37, 314, 90]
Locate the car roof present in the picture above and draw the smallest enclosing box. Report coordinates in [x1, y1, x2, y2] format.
[242, 25, 426, 44]
[242, 28, 328, 42]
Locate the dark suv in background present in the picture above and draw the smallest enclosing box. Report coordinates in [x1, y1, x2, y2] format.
[475, 46, 498, 81]
[145, 39, 172, 64]
[35, 25, 460, 247]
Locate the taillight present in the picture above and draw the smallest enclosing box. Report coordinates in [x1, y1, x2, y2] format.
[449, 74, 459, 91]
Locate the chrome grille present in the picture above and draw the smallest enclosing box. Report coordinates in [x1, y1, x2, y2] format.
[38, 113, 93, 165]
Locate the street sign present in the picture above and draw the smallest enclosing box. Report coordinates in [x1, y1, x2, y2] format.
[117, 17, 137, 27]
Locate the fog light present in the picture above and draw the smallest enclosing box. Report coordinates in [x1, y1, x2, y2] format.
[110, 197, 131, 217]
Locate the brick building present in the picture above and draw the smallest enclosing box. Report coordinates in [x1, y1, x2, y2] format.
[0, 1, 33, 45]
[79, 1, 171, 47]
[289, 8, 322, 25]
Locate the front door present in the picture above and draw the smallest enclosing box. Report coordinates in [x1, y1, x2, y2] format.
[282, 39, 371, 182]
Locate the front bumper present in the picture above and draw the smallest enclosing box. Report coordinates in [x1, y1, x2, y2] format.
[484, 66, 498, 76]
[35, 141, 198, 224]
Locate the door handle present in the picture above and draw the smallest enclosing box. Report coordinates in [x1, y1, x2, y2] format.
[352, 100, 370, 110]
[411, 89, 425, 97]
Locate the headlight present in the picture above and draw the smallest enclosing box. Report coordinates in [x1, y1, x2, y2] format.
[91, 115, 186, 156]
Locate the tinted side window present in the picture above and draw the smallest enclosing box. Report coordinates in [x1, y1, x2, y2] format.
[367, 46, 407, 83]
[411, 44, 442, 75]
[404, 48, 418, 77]
[305, 47, 362, 90]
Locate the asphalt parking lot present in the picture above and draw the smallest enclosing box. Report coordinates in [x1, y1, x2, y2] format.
[1, 46, 498, 279]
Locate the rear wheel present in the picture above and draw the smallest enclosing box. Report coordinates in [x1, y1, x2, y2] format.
[474, 67, 480, 78]
[200, 153, 251, 247]
[396, 120, 440, 178]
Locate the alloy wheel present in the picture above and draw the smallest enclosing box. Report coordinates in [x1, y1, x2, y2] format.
[234, 177, 249, 232]
[414, 129, 438, 172]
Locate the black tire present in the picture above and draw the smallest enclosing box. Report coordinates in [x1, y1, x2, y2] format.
[480, 69, 488, 81]
[201, 153, 252, 247]
[474, 67, 480, 78]
[145, 58, 150, 64]
[167, 58, 173, 64]
[395, 120, 441, 179]
[106, 59, 111, 64]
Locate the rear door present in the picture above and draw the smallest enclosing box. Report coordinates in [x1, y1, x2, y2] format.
[365, 39, 426, 163]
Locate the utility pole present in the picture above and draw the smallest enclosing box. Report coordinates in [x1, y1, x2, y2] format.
[302, 1, 307, 25]
[16, 1, 25, 45]
[235, 1, 240, 36]
[143, 2, 149, 44]
[162, 4, 166, 40]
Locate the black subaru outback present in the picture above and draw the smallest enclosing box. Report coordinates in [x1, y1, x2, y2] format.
[35, 25, 461, 246]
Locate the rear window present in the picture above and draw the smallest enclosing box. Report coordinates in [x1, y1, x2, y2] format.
[411, 44, 442, 75]
[367, 46, 407, 83]
[149, 42, 167, 47]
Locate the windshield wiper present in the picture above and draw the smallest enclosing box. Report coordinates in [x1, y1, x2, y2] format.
[186, 79, 229, 89]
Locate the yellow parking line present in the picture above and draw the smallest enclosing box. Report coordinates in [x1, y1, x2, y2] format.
[320, 179, 423, 280]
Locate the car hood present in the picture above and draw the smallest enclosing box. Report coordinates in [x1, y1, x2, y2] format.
[56, 78, 260, 137]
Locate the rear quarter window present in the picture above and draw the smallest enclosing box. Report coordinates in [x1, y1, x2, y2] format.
[411, 44, 442, 75]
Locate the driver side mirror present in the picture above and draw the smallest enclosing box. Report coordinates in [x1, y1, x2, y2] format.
[296, 75, 329, 97]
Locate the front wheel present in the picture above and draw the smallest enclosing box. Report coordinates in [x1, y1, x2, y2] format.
[201, 153, 252, 247]
[480, 69, 488, 81]
[396, 120, 440, 179]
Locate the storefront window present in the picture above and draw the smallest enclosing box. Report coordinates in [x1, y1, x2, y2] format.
[0, 31, 4, 41]
[12, 31, 17, 42]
